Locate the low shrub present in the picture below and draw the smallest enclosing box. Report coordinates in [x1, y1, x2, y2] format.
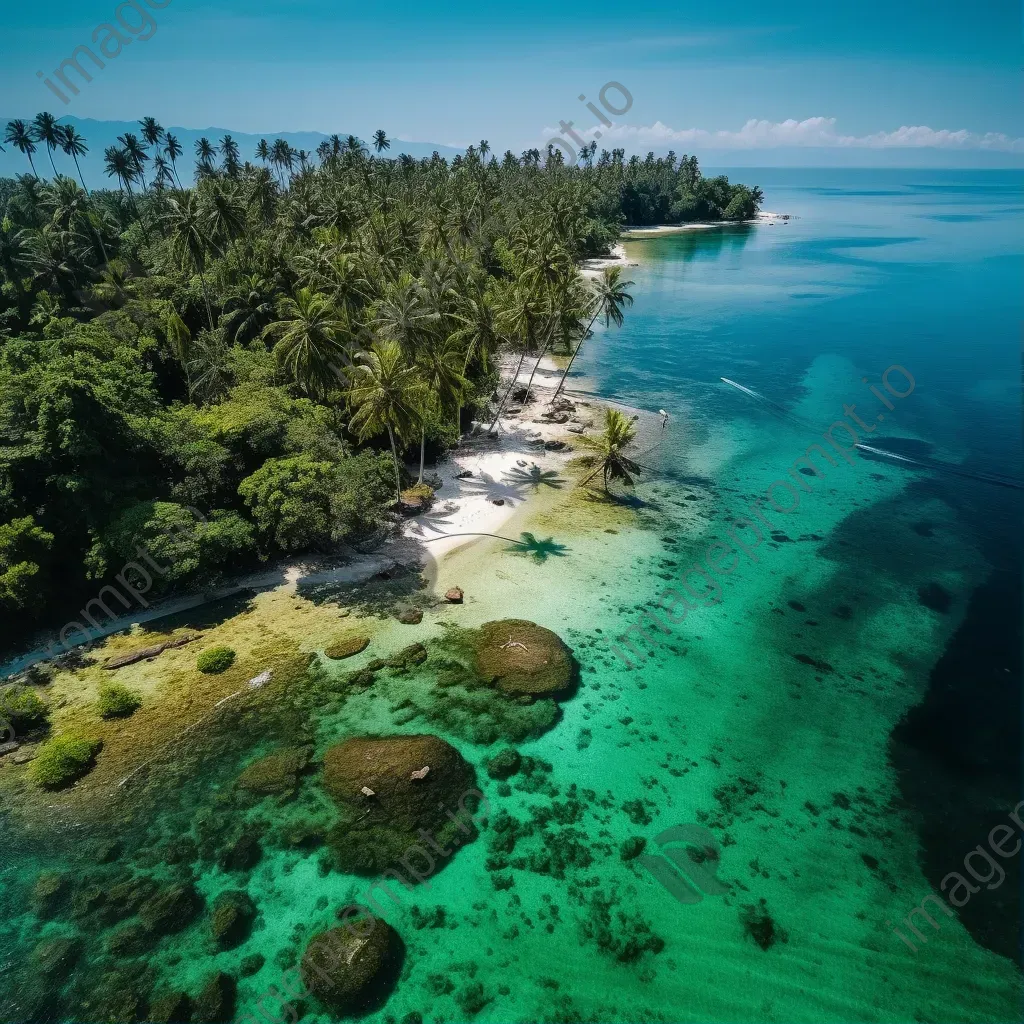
[31, 736, 103, 789]
[96, 683, 142, 719]
[197, 647, 236, 674]
[0, 685, 49, 733]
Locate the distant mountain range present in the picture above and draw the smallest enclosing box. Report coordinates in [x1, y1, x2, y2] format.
[0, 117, 463, 189]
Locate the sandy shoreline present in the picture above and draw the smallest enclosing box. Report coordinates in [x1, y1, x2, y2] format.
[0, 356, 590, 678]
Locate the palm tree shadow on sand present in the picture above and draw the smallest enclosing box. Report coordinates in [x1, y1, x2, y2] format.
[460, 471, 529, 506]
[506, 531, 569, 562]
[503, 465, 565, 490]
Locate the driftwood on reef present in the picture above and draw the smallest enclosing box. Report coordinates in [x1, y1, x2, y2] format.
[103, 634, 201, 670]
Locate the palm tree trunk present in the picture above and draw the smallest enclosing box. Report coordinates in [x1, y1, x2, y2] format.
[387, 425, 403, 505]
[487, 346, 528, 434]
[198, 267, 215, 330]
[418, 426, 426, 484]
[26, 152, 39, 179]
[71, 154, 89, 195]
[553, 307, 602, 398]
[521, 319, 558, 409]
[46, 147, 57, 178]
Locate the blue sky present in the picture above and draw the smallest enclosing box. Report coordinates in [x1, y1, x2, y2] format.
[1, 0, 1021, 164]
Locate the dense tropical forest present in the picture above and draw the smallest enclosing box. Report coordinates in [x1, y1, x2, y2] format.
[0, 114, 761, 651]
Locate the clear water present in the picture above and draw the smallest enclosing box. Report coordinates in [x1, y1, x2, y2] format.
[1, 169, 1020, 1024]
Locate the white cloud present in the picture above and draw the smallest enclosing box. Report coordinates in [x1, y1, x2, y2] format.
[542, 116, 1024, 152]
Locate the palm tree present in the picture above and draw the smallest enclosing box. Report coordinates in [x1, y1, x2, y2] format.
[5, 120, 39, 177]
[118, 133, 150, 190]
[41, 174, 110, 265]
[165, 305, 193, 396]
[255, 138, 270, 167]
[519, 272, 588, 406]
[195, 137, 217, 176]
[220, 134, 241, 177]
[0, 219, 29, 304]
[222, 274, 275, 343]
[23, 225, 90, 305]
[487, 280, 543, 432]
[270, 138, 291, 187]
[262, 288, 351, 395]
[372, 273, 438, 360]
[201, 181, 247, 251]
[479, 139, 490, 160]
[554, 266, 634, 397]
[348, 340, 429, 504]
[578, 409, 643, 493]
[139, 117, 164, 151]
[32, 112, 63, 177]
[57, 124, 90, 193]
[161, 191, 219, 329]
[416, 337, 468, 481]
[373, 130, 390, 155]
[152, 154, 174, 190]
[164, 133, 184, 187]
[102, 145, 147, 238]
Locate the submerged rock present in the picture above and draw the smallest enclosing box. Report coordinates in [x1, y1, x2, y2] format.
[472, 620, 576, 696]
[396, 607, 423, 624]
[192, 971, 236, 1023]
[445, 587, 464, 604]
[138, 883, 203, 935]
[33, 936, 81, 978]
[300, 918, 402, 1016]
[485, 749, 522, 780]
[323, 734, 477, 874]
[148, 990, 192, 1023]
[236, 746, 312, 798]
[211, 890, 257, 949]
[324, 635, 371, 659]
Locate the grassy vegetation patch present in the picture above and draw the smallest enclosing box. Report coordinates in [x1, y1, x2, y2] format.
[197, 647, 237, 674]
[31, 736, 103, 789]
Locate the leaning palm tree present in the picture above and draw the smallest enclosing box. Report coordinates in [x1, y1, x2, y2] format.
[348, 340, 429, 505]
[161, 191, 219, 329]
[32, 112, 64, 177]
[118, 133, 150, 190]
[553, 266, 634, 397]
[255, 138, 270, 166]
[102, 145, 148, 239]
[262, 288, 351, 395]
[164, 132, 184, 187]
[373, 130, 390, 155]
[578, 409, 643, 494]
[57, 124, 90, 193]
[5, 120, 39, 177]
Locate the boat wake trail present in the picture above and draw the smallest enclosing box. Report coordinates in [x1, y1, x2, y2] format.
[720, 377, 1024, 490]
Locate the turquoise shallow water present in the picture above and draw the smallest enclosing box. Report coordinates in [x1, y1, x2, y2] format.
[1, 169, 1020, 1024]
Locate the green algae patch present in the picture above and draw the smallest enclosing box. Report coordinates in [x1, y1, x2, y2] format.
[472, 619, 576, 696]
[197, 646, 236, 674]
[324, 634, 371, 659]
[31, 735, 102, 789]
[301, 918, 403, 1016]
[323, 734, 477, 874]
[235, 745, 312, 798]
